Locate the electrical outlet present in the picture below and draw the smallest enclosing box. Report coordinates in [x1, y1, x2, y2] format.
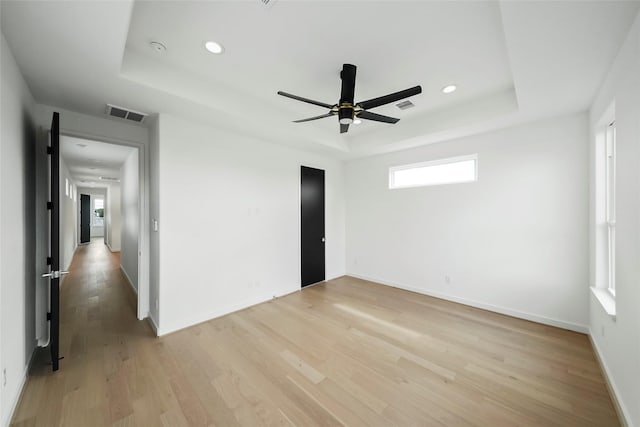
[445, 276, 451, 284]
[3, 368, 6, 387]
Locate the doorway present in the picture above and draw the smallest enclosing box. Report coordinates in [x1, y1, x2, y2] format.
[79, 194, 90, 243]
[300, 166, 326, 287]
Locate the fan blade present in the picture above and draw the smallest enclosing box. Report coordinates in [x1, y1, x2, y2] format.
[340, 64, 357, 105]
[357, 85, 422, 110]
[277, 91, 334, 109]
[358, 111, 400, 124]
[293, 112, 336, 123]
[340, 123, 349, 134]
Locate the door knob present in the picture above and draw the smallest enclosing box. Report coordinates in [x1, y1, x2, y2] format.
[42, 271, 69, 279]
[321, 237, 326, 243]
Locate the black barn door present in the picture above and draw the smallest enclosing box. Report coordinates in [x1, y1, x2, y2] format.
[301, 166, 325, 287]
[80, 194, 91, 243]
[42, 112, 65, 371]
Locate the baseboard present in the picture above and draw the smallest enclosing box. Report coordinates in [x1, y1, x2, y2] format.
[157, 288, 299, 336]
[105, 241, 120, 253]
[347, 273, 589, 334]
[120, 265, 137, 295]
[588, 333, 630, 427]
[146, 314, 159, 336]
[2, 347, 37, 427]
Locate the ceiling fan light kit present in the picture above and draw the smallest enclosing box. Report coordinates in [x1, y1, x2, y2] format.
[278, 63, 422, 134]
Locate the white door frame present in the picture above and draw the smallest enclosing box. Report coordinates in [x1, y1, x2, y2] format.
[59, 129, 150, 320]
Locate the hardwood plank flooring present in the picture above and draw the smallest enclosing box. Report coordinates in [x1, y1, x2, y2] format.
[11, 240, 619, 426]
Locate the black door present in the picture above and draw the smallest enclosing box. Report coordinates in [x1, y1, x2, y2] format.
[80, 194, 91, 244]
[301, 166, 325, 287]
[43, 112, 62, 371]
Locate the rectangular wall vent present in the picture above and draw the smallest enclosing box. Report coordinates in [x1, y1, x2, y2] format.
[396, 100, 415, 110]
[106, 104, 148, 124]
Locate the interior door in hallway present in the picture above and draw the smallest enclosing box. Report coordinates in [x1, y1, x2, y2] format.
[42, 112, 64, 371]
[80, 194, 90, 243]
[301, 166, 325, 287]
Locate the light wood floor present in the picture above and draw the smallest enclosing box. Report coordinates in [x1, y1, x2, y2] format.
[11, 241, 619, 426]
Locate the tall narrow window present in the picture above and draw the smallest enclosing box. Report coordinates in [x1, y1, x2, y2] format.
[605, 122, 616, 296]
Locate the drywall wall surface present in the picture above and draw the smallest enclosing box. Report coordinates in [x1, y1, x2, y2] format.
[120, 150, 139, 292]
[346, 112, 589, 331]
[156, 114, 345, 334]
[589, 11, 640, 426]
[106, 183, 121, 252]
[0, 32, 37, 427]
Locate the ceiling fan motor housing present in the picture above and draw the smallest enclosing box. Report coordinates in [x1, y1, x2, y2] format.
[338, 106, 353, 124]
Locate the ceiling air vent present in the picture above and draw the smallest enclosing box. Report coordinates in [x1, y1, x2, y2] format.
[396, 100, 415, 110]
[106, 104, 148, 124]
[99, 176, 119, 182]
[258, 0, 278, 7]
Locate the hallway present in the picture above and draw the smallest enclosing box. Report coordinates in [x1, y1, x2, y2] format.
[11, 240, 149, 426]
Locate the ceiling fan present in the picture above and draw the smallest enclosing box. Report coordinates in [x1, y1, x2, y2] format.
[278, 64, 422, 134]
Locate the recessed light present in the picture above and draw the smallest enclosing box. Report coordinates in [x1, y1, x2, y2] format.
[205, 41, 224, 54]
[442, 84, 457, 94]
[353, 118, 362, 125]
[150, 41, 166, 53]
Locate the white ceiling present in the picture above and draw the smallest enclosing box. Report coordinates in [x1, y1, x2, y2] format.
[60, 135, 135, 188]
[2, 1, 638, 159]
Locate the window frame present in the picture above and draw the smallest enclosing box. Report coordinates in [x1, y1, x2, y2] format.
[604, 121, 616, 296]
[388, 154, 478, 190]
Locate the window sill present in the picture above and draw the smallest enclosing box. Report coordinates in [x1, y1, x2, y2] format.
[591, 287, 616, 320]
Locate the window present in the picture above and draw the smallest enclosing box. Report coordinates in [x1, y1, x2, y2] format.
[93, 198, 104, 227]
[605, 122, 616, 296]
[389, 154, 477, 189]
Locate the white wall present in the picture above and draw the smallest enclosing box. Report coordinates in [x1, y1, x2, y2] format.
[589, 11, 640, 426]
[59, 158, 77, 272]
[346, 113, 589, 332]
[0, 32, 38, 426]
[153, 114, 345, 335]
[120, 150, 139, 293]
[105, 183, 121, 252]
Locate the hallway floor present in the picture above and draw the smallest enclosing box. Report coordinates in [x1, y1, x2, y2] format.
[11, 240, 146, 426]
